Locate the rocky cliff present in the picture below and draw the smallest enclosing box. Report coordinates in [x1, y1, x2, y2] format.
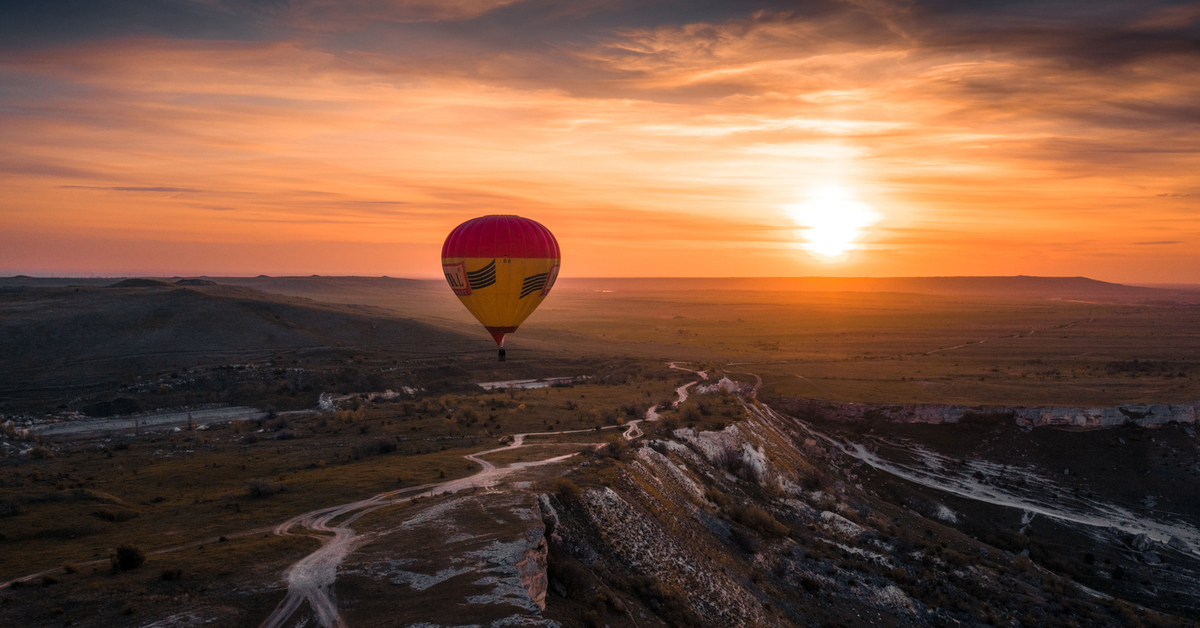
[535, 396, 1200, 627]
[776, 397, 1200, 428]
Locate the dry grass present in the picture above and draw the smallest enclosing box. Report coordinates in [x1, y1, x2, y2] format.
[0, 375, 698, 584]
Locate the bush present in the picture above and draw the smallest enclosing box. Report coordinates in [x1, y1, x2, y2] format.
[353, 439, 397, 458]
[730, 526, 759, 553]
[245, 478, 280, 498]
[92, 508, 139, 522]
[553, 477, 582, 501]
[596, 435, 631, 460]
[160, 569, 183, 581]
[729, 504, 789, 538]
[113, 544, 145, 571]
[620, 403, 647, 417]
[30, 445, 54, 459]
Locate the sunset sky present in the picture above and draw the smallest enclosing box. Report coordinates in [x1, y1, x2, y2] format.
[2, 1, 1198, 282]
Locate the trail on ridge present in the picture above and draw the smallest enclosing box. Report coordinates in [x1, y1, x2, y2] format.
[745, 398, 1200, 559]
[260, 436, 573, 628]
[262, 363, 710, 628]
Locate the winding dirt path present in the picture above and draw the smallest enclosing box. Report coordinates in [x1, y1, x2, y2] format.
[622, 363, 708, 440]
[5, 363, 714, 626]
[260, 433, 578, 628]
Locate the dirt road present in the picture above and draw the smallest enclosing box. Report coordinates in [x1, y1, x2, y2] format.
[623, 363, 707, 440]
[264, 363, 711, 627]
[31, 406, 268, 436]
[260, 434, 577, 628]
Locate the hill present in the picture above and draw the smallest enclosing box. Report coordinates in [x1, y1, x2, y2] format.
[2, 367, 1197, 627]
[0, 283, 480, 405]
[8, 274, 1198, 305]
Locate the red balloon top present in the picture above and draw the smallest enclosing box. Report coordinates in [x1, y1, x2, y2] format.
[441, 215, 560, 259]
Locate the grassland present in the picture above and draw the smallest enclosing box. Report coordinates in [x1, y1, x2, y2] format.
[0, 377, 696, 583]
[3, 276, 1200, 626]
[530, 286, 1200, 407]
[4, 276, 1199, 415]
[231, 275, 1200, 407]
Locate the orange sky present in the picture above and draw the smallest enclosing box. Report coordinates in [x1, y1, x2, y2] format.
[1, 1, 1198, 282]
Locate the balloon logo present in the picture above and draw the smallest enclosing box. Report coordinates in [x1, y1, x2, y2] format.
[441, 215, 560, 361]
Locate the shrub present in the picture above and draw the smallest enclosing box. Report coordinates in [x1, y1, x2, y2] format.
[113, 544, 146, 571]
[30, 445, 54, 459]
[596, 435, 631, 460]
[245, 478, 280, 498]
[553, 477, 582, 501]
[92, 508, 139, 522]
[160, 569, 183, 581]
[714, 444, 746, 476]
[621, 403, 647, 417]
[730, 526, 759, 553]
[730, 504, 789, 538]
[353, 439, 396, 457]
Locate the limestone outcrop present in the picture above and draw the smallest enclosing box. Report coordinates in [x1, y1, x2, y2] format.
[777, 397, 1200, 428]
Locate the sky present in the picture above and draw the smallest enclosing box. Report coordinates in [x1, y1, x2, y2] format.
[1, 0, 1198, 282]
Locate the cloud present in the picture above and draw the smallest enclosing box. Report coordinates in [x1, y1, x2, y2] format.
[59, 186, 207, 193]
[1, 1, 1199, 280]
[285, 0, 526, 29]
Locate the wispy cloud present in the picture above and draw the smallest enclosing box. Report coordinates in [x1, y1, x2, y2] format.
[1, 1, 1198, 280]
[59, 186, 206, 193]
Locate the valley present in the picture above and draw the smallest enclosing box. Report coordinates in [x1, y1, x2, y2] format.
[2, 276, 1199, 627]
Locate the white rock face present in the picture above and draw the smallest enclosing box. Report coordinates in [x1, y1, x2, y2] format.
[696, 377, 743, 394]
[782, 398, 1200, 428]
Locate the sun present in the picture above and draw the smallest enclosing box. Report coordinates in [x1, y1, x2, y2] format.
[785, 186, 880, 261]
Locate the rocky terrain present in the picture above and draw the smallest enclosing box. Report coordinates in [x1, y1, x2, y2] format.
[535, 392, 1200, 627]
[776, 397, 1200, 428]
[3, 367, 1199, 627]
[4, 276, 1200, 627]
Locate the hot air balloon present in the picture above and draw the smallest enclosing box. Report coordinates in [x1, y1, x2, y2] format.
[441, 215, 560, 361]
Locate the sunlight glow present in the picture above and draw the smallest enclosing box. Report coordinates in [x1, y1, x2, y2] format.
[786, 186, 880, 261]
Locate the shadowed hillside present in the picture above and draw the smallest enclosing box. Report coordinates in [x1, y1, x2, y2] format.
[0, 283, 479, 400]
